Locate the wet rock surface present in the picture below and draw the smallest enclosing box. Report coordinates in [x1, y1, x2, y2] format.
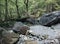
[0, 24, 60, 44]
[13, 22, 30, 35]
[0, 27, 19, 44]
[0, 11, 60, 44]
[39, 11, 60, 26]
[14, 25, 60, 44]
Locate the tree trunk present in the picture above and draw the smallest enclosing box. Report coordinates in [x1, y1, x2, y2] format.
[5, 0, 8, 21]
[0, 10, 1, 21]
[24, 0, 29, 17]
[16, 0, 20, 18]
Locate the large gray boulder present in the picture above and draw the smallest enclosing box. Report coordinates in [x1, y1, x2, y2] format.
[30, 25, 57, 39]
[13, 22, 30, 35]
[39, 11, 60, 26]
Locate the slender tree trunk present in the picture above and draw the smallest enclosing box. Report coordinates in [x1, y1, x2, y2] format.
[26, 0, 28, 12]
[0, 10, 1, 17]
[0, 10, 1, 21]
[5, 0, 8, 21]
[52, 4, 56, 11]
[16, 0, 20, 18]
[24, 0, 29, 17]
[10, 9, 12, 19]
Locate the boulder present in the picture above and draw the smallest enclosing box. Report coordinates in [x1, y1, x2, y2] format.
[29, 25, 59, 39]
[2, 30, 20, 44]
[39, 11, 60, 26]
[0, 27, 5, 44]
[13, 22, 30, 35]
[0, 27, 13, 44]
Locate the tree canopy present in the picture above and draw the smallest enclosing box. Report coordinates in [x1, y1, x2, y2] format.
[0, 0, 60, 21]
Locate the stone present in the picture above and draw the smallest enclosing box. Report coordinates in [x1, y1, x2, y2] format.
[13, 22, 30, 35]
[39, 11, 60, 26]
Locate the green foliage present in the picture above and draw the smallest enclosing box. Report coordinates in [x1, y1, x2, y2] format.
[0, 0, 60, 20]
